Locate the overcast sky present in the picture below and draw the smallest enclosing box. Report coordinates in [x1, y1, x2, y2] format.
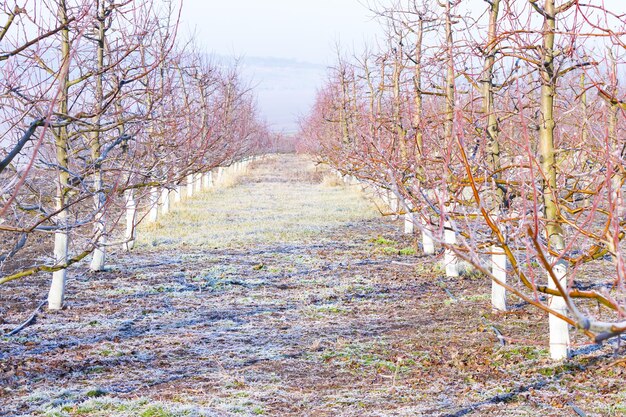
[179, 0, 380, 64]
[178, 0, 381, 133]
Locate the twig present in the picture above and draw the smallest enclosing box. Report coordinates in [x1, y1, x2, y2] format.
[438, 279, 457, 302]
[481, 317, 506, 346]
[7, 299, 46, 336]
[605, 358, 626, 368]
[568, 402, 587, 417]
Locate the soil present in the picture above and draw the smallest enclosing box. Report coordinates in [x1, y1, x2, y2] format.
[0, 155, 625, 417]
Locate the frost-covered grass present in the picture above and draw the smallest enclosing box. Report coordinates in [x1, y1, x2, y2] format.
[5, 154, 624, 417]
[137, 155, 377, 250]
[41, 395, 219, 417]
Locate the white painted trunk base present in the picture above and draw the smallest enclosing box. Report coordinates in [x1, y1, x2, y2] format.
[194, 173, 202, 192]
[444, 221, 458, 277]
[187, 174, 194, 197]
[388, 192, 399, 214]
[404, 212, 415, 234]
[49, 227, 68, 310]
[124, 190, 137, 251]
[174, 186, 182, 203]
[148, 187, 159, 222]
[89, 191, 106, 272]
[491, 245, 507, 311]
[161, 188, 170, 215]
[202, 172, 211, 189]
[90, 221, 106, 272]
[421, 218, 435, 255]
[549, 260, 570, 360]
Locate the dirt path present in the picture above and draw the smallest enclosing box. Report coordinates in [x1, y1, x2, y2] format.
[1, 155, 624, 417]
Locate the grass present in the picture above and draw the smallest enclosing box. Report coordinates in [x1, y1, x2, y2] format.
[320, 339, 416, 376]
[7, 154, 623, 417]
[137, 157, 378, 250]
[42, 397, 213, 417]
[370, 236, 397, 246]
[370, 236, 416, 256]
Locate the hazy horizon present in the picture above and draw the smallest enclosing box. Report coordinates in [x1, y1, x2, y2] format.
[180, 0, 381, 133]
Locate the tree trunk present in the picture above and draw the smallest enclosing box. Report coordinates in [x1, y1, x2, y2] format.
[187, 174, 194, 197]
[174, 184, 182, 202]
[538, 0, 569, 360]
[89, 166, 106, 271]
[412, 15, 432, 252]
[491, 245, 507, 311]
[49, 209, 69, 310]
[123, 189, 136, 251]
[442, 0, 456, 276]
[549, 259, 569, 359]
[444, 221, 458, 277]
[216, 167, 224, 186]
[482, 0, 506, 311]
[89, 0, 107, 272]
[48, 0, 71, 310]
[194, 173, 202, 192]
[149, 187, 159, 222]
[161, 187, 170, 215]
[421, 217, 435, 255]
[404, 212, 415, 234]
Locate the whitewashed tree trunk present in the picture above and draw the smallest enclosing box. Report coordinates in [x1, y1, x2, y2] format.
[403, 199, 415, 234]
[90, 225, 106, 272]
[89, 186, 106, 272]
[421, 216, 436, 255]
[549, 259, 570, 360]
[194, 173, 202, 192]
[444, 221, 458, 277]
[148, 187, 159, 222]
[161, 188, 170, 215]
[216, 167, 224, 186]
[49, 210, 69, 310]
[491, 245, 507, 311]
[174, 185, 182, 202]
[123, 189, 137, 251]
[187, 174, 194, 197]
[202, 172, 210, 189]
[389, 192, 399, 218]
[404, 212, 415, 234]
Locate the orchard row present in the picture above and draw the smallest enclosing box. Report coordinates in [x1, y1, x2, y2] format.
[299, 0, 626, 360]
[0, 1, 272, 308]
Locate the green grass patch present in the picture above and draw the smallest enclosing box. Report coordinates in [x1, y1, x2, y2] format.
[370, 236, 397, 246]
[43, 397, 216, 417]
[320, 340, 415, 375]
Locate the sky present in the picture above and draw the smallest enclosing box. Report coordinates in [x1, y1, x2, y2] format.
[178, 0, 626, 133]
[179, 0, 380, 65]
[179, 0, 382, 133]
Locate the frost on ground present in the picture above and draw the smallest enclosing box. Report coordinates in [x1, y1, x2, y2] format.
[1, 155, 625, 417]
